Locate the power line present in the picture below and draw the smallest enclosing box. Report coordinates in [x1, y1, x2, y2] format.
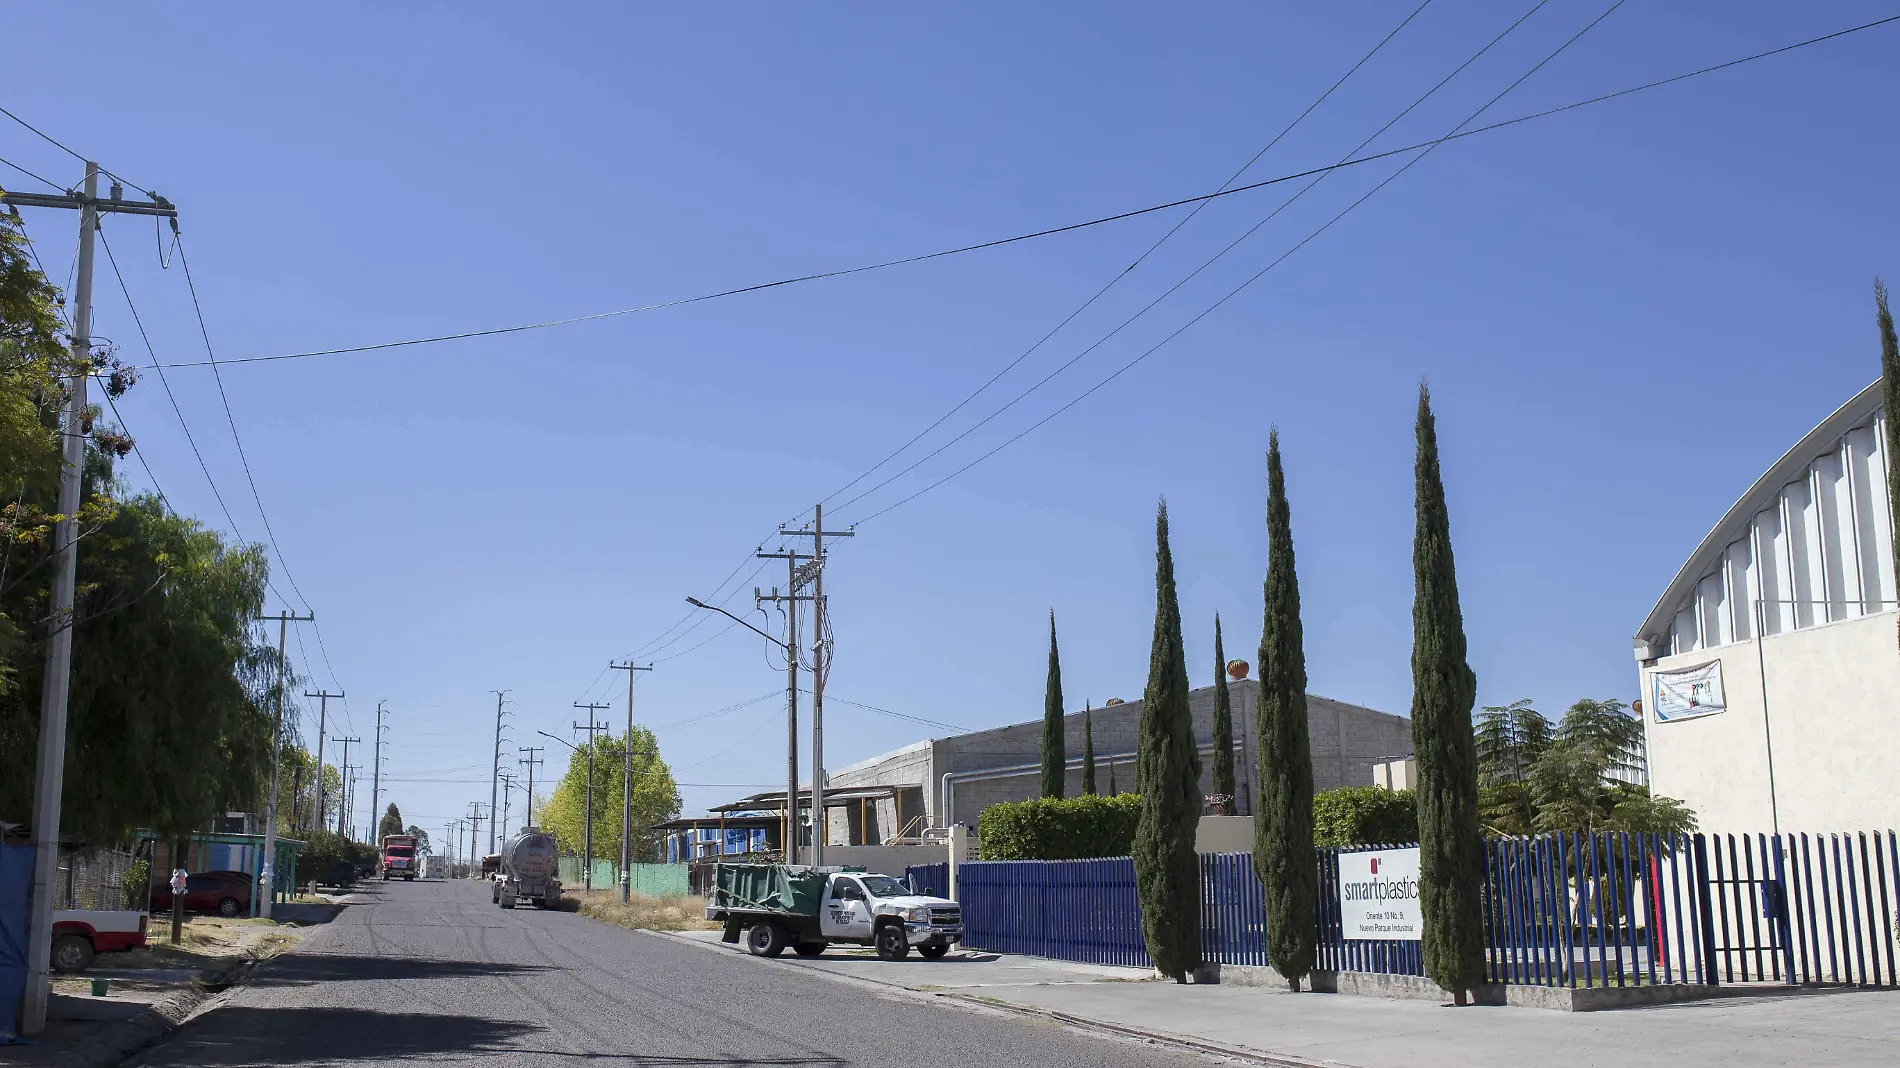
[0, 154, 62, 192]
[829, 0, 1554, 519]
[0, 104, 154, 197]
[122, 11, 1900, 376]
[848, 0, 1628, 525]
[815, 0, 1439, 510]
[815, 692, 971, 735]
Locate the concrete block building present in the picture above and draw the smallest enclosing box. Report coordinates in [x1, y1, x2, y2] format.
[824, 677, 1413, 840]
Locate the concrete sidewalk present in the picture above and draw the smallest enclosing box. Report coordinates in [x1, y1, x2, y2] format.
[667, 930, 1900, 1068]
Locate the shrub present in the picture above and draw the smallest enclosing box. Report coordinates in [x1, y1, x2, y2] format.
[120, 858, 150, 909]
[978, 793, 1143, 860]
[1312, 787, 1417, 847]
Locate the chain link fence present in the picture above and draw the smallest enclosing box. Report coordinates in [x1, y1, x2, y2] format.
[57, 846, 148, 911]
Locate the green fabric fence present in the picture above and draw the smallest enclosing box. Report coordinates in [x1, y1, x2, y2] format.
[557, 859, 690, 896]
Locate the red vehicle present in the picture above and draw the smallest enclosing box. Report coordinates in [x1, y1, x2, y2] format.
[381, 834, 418, 881]
[149, 869, 253, 918]
[52, 909, 148, 972]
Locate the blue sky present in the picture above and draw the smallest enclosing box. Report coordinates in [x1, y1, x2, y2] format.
[6, 2, 1897, 844]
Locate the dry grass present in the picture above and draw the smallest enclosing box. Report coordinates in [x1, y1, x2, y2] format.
[577, 890, 718, 932]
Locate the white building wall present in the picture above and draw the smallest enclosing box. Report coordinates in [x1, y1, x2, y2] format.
[1642, 610, 1900, 833]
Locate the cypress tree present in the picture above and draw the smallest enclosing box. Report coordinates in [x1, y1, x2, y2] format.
[1131, 500, 1204, 983]
[1108, 761, 1118, 796]
[1410, 384, 1487, 1003]
[1210, 616, 1236, 803]
[1252, 429, 1318, 990]
[1042, 611, 1066, 799]
[1082, 703, 1098, 795]
[1879, 281, 1900, 649]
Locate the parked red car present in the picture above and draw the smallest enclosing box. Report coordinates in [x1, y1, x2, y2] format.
[149, 870, 253, 917]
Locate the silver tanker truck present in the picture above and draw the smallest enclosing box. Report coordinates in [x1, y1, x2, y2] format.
[491, 827, 563, 909]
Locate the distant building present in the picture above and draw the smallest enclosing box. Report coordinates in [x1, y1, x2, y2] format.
[823, 678, 1412, 838]
[1632, 380, 1896, 831]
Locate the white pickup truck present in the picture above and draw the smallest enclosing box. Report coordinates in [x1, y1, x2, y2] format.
[708, 865, 962, 961]
[52, 909, 148, 972]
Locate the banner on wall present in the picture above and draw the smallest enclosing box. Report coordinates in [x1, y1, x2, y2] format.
[1652, 660, 1725, 722]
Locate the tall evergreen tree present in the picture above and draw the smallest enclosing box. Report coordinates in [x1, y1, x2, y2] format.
[1108, 761, 1118, 796]
[1131, 501, 1203, 982]
[1082, 703, 1098, 795]
[1252, 430, 1319, 989]
[1879, 281, 1900, 648]
[378, 803, 405, 841]
[1042, 610, 1066, 798]
[1210, 615, 1236, 803]
[1410, 384, 1487, 1003]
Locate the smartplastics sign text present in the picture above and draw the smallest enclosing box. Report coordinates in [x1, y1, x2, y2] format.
[1338, 846, 1422, 940]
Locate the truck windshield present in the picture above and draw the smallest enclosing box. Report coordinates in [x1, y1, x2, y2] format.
[387, 847, 414, 857]
[859, 875, 909, 898]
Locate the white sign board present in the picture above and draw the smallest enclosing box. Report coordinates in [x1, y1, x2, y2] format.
[1337, 846, 1421, 941]
[1652, 660, 1725, 722]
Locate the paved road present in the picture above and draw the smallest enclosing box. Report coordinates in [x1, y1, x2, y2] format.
[130, 877, 1209, 1067]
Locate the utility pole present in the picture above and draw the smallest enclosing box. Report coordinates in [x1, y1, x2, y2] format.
[755, 550, 812, 864]
[333, 738, 359, 836]
[343, 765, 360, 840]
[572, 704, 610, 891]
[497, 771, 518, 842]
[447, 819, 463, 878]
[488, 690, 510, 854]
[518, 748, 544, 828]
[610, 662, 653, 903]
[779, 505, 853, 866]
[257, 609, 315, 919]
[467, 803, 486, 878]
[304, 690, 344, 836]
[8, 166, 177, 1035]
[370, 701, 389, 841]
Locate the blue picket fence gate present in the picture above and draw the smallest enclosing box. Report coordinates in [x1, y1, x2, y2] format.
[921, 830, 1900, 989]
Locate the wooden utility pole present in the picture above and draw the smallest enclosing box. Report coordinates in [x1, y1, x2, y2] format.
[518, 747, 544, 827]
[258, 610, 314, 919]
[754, 553, 811, 863]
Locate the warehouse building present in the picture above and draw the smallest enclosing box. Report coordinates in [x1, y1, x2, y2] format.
[1632, 380, 1898, 832]
[822, 673, 1413, 840]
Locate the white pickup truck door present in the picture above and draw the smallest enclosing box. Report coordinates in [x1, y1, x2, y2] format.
[820, 877, 874, 940]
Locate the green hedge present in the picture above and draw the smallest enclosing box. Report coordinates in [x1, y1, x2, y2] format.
[977, 793, 1143, 860]
[1312, 787, 1418, 847]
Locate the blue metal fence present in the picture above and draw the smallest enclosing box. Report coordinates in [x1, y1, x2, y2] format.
[928, 831, 1899, 989]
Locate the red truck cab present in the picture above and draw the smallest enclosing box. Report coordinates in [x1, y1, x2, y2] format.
[381, 835, 418, 881]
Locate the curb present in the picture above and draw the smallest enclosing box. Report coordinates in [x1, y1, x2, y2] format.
[643, 930, 1330, 1068]
[40, 951, 259, 1067]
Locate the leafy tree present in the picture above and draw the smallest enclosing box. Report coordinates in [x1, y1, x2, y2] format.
[1041, 610, 1065, 799]
[1409, 384, 1487, 1002]
[403, 825, 432, 856]
[1082, 703, 1097, 795]
[539, 726, 682, 869]
[378, 803, 405, 841]
[1209, 615, 1235, 803]
[1253, 431, 1317, 989]
[0, 218, 275, 842]
[1131, 501, 1202, 983]
[1556, 698, 1642, 778]
[1880, 280, 1900, 648]
[1474, 699, 1550, 787]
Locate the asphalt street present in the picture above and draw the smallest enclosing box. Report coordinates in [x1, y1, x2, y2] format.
[128, 877, 1210, 1067]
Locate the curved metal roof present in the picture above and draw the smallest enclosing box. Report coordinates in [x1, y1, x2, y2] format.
[1632, 379, 1885, 658]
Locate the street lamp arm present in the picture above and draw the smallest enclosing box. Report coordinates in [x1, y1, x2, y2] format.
[534, 730, 581, 754]
[685, 596, 788, 653]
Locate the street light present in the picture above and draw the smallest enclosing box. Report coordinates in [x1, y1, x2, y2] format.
[687, 595, 800, 864]
[685, 597, 789, 652]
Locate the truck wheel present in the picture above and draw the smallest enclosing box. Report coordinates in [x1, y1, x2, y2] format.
[792, 942, 828, 958]
[874, 923, 910, 961]
[746, 922, 787, 957]
[51, 935, 94, 974]
[492, 883, 501, 904]
[918, 942, 951, 960]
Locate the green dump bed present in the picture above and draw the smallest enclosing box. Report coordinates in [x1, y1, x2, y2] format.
[709, 863, 828, 917]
